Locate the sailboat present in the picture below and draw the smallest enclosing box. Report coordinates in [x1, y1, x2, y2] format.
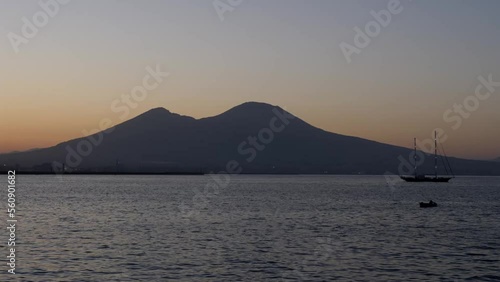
[400, 131, 455, 183]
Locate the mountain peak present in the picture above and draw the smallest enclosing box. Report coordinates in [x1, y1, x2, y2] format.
[233, 101, 284, 112]
[215, 101, 281, 119]
[125, 107, 195, 127]
[136, 107, 174, 119]
[235, 101, 275, 108]
[146, 107, 171, 114]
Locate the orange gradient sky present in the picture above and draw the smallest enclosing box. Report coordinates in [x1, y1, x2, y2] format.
[1, 0, 499, 160]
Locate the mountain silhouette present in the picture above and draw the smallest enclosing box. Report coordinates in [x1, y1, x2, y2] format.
[1, 102, 500, 175]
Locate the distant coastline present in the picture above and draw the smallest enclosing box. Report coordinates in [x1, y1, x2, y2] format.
[3, 171, 500, 177]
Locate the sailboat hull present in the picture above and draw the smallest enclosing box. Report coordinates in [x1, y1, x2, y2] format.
[400, 176, 452, 182]
[402, 132, 454, 183]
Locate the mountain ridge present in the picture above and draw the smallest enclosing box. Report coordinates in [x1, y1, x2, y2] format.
[1, 102, 500, 175]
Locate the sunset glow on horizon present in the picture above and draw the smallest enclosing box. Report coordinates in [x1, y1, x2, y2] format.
[1, 0, 500, 160]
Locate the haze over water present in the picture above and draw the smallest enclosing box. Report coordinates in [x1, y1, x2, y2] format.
[16, 175, 500, 281]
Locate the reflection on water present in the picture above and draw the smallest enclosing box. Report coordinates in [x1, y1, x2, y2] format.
[12, 175, 500, 281]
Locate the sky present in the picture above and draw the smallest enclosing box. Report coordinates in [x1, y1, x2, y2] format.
[1, 0, 499, 160]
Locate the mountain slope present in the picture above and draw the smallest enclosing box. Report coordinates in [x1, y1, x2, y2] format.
[1, 102, 500, 175]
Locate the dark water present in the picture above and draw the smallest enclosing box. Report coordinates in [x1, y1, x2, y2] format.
[6, 175, 500, 281]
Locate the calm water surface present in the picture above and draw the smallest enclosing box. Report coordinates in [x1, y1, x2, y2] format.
[7, 175, 500, 281]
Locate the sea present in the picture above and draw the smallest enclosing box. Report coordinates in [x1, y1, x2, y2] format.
[6, 175, 500, 281]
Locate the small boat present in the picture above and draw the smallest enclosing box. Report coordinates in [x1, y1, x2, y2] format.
[419, 201, 438, 208]
[400, 131, 455, 183]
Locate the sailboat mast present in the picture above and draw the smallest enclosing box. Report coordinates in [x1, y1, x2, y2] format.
[434, 131, 438, 179]
[414, 138, 417, 177]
